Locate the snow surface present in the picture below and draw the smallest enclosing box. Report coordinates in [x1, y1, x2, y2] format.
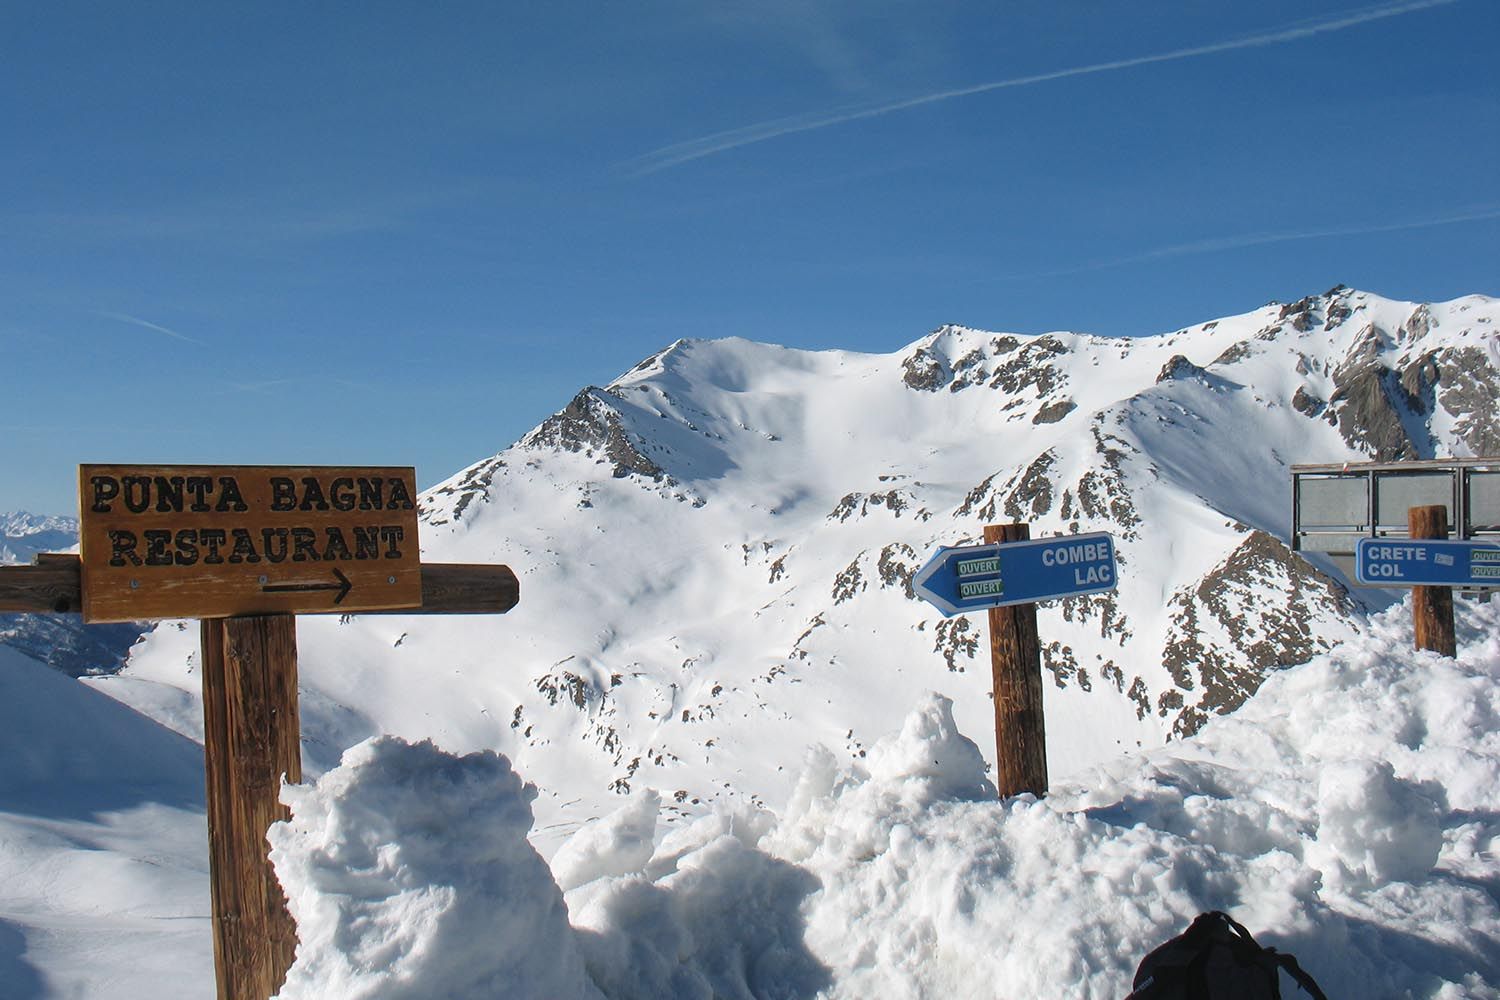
[0, 643, 212, 999]
[267, 597, 1500, 999]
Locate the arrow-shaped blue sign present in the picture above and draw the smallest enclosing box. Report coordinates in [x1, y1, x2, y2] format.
[913, 531, 1117, 617]
[1355, 537, 1500, 587]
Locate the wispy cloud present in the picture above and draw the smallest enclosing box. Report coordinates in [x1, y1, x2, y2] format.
[227, 378, 296, 393]
[997, 204, 1500, 280]
[225, 376, 377, 393]
[95, 310, 205, 346]
[625, 0, 1458, 175]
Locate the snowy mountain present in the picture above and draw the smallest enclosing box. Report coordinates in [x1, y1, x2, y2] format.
[4, 286, 1498, 996]
[0, 513, 146, 677]
[113, 286, 1500, 835]
[0, 511, 76, 565]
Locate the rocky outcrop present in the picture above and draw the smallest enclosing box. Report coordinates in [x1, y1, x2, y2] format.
[422, 457, 507, 525]
[1326, 364, 1422, 460]
[1160, 531, 1358, 738]
[1156, 355, 1207, 383]
[1032, 399, 1077, 424]
[1004, 451, 1058, 521]
[1434, 346, 1500, 456]
[827, 488, 923, 523]
[901, 347, 952, 391]
[524, 389, 668, 481]
[989, 335, 1069, 398]
[1291, 386, 1326, 417]
[1325, 323, 1438, 462]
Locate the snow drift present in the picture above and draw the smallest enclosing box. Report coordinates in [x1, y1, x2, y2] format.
[268, 596, 1500, 999]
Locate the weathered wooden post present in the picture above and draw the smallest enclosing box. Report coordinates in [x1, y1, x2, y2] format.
[913, 522, 1117, 800]
[984, 522, 1048, 798]
[200, 614, 302, 1000]
[1408, 504, 1457, 657]
[0, 464, 520, 1000]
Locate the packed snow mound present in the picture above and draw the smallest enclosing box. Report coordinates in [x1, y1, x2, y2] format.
[268, 737, 600, 1000]
[269, 597, 1500, 999]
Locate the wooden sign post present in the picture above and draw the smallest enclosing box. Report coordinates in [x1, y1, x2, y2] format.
[913, 522, 1119, 799]
[201, 614, 303, 998]
[983, 522, 1049, 798]
[0, 465, 520, 1000]
[1408, 505, 1458, 658]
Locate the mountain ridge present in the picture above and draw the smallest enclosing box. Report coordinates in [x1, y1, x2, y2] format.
[69, 286, 1500, 841]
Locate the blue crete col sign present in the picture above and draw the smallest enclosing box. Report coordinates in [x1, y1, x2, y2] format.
[913, 531, 1117, 617]
[1355, 537, 1500, 588]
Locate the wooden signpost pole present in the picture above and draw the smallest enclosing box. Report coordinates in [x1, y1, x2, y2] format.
[201, 614, 302, 1000]
[1408, 505, 1457, 657]
[984, 522, 1048, 798]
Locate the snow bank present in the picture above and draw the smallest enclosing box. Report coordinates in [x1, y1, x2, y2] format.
[268, 738, 600, 1000]
[270, 597, 1500, 999]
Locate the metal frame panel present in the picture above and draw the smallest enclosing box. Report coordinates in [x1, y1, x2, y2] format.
[1291, 459, 1500, 590]
[1468, 470, 1500, 530]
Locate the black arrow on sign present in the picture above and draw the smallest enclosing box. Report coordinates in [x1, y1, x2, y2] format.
[261, 567, 353, 605]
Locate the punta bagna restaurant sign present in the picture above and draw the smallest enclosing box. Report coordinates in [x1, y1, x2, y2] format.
[78, 464, 424, 623]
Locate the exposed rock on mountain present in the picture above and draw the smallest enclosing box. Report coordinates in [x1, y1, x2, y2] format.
[1160, 531, 1358, 737]
[1435, 345, 1500, 455]
[525, 388, 670, 482]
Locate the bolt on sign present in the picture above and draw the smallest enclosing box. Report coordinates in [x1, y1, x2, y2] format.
[78, 465, 424, 623]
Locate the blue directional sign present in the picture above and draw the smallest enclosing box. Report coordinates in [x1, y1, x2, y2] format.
[913, 531, 1117, 617]
[1355, 537, 1500, 587]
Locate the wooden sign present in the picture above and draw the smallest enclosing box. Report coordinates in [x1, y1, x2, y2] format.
[78, 465, 424, 623]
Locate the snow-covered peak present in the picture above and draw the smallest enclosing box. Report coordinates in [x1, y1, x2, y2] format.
[115, 287, 1499, 844]
[0, 510, 77, 564]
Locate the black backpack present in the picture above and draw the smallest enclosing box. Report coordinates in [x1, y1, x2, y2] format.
[1125, 911, 1329, 1000]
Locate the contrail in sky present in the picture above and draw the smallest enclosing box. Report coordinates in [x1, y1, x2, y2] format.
[998, 204, 1500, 279]
[96, 310, 204, 346]
[625, 0, 1458, 175]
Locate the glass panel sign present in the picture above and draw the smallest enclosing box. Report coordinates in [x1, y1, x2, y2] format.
[1298, 476, 1368, 529]
[1376, 473, 1453, 528]
[1469, 472, 1500, 531]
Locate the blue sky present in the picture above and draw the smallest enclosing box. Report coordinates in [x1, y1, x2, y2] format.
[2, 0, 1495, 513]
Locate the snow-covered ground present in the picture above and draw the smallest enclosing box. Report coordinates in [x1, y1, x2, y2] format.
[269, 596, 1500, 999]
[0, 643, 212, 998]
[7, 594, 1489, 997]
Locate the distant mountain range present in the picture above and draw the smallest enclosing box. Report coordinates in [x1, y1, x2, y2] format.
[47, 287, 1500, 839]
[0, 512, 146, 677]
[0, 511, 76, 564]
